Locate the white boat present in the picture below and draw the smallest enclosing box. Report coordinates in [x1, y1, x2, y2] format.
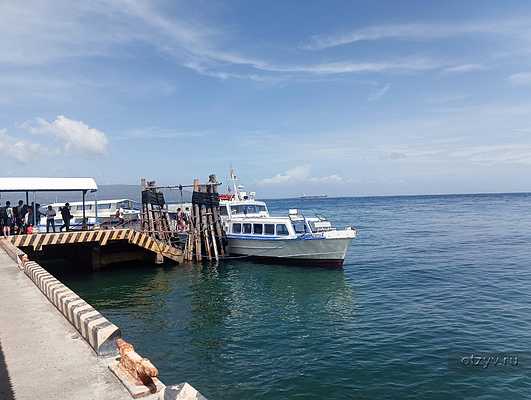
[217, 170, 356, 268]
[38, 199, 141, 230]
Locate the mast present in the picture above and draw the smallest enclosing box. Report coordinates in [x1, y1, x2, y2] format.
[229, 168, 241, 200]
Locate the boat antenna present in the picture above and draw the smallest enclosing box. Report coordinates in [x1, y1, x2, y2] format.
[229, 167, 241, 200]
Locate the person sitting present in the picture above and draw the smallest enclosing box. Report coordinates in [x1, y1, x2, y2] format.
[115, 206, 125, 225]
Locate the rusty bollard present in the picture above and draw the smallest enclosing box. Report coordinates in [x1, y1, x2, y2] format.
[116, 338, 159, 387]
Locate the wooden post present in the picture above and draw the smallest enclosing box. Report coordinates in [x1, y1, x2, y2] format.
[201, 204, 212, 260]
[209, 183, 225, 257]
[193, 179, 202, 262]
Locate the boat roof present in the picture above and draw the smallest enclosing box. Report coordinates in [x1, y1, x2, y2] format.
[228, 216, 291, 223]
[220, 199, 267, 206]
[0, 177, 98, 193]
[47, 199, 134, 206]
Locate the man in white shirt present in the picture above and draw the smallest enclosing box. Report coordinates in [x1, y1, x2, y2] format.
[46, 205, 56, 233]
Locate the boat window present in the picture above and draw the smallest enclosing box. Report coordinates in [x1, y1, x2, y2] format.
[276, 224, 289, 236]
[232, 223, 241, 234]
[243, 223, 252, 234]
[293, 220, 306, 234]
[97, 203, 112, 210]
[219, 206, 228, 216]
[118, 201, 132, 209]
[230, 204, 267, 215]
[253, 224, 263, 234]
[264, 224, 275, 235]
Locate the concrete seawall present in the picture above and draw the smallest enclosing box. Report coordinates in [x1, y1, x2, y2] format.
[0, 238, 208, 399]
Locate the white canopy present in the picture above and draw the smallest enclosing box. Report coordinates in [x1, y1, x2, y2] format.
[0, 177, 98, 192]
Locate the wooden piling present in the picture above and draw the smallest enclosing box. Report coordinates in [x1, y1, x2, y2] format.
[184, 175, 227, 263]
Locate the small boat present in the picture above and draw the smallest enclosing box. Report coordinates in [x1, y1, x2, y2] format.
[218, 170, 356, 268]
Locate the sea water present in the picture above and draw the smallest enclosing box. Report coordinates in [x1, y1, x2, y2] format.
[58, 193, 531, 399]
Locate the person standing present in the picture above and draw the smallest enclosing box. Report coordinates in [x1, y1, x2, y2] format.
[46, 205, 56, 233]
[2, 201, 13, 237]
[13, 200, 27, 234]
[60, 203, 72, 232]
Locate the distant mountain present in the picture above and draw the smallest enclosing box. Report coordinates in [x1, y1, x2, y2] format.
[0, 184, 193, 206]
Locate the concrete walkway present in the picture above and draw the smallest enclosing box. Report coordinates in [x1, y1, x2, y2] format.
[0, 247, 132, 400]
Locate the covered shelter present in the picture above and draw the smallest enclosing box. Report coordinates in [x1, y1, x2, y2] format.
[0, 177, 98, 229]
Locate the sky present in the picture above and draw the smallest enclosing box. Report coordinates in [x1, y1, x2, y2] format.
[1, 0, 531, 197]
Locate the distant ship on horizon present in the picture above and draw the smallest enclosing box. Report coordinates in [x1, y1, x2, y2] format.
[299, 194, 328, 200]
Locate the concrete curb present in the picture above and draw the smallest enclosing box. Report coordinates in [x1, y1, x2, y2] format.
[23, 260, 121, 356]
[0, 238, 27, 270]
[161, 383, 208, 400]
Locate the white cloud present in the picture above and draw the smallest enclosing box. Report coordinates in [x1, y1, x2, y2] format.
[258, 58, 446, 75]
[0, 129, 46, 163]
[508, 71, 531, 86]
[258, 165, 344, 185]
[0, 1, 462, 81]
[368, 84, 391, 101]
[443, 64, 486, 73]
[116, 127, 208, 140]
[304, 19, 530, 50]
[23, 116, 108, 155]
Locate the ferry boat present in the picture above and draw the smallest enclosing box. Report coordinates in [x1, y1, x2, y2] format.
[218, 171, 356, 268]
[299, 194, 328, 200]
[39, 199, 140, 230]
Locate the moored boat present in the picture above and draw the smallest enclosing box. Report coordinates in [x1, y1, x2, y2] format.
[218, 170, 356, 268]
[39, 199, 140, 230]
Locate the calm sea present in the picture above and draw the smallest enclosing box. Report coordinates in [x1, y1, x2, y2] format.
[57, 193, 531, 399]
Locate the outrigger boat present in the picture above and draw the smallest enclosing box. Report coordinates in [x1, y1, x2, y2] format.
[217, 170, 356, 268]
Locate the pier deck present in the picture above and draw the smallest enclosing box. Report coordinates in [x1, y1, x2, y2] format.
[9, 228, 183, 264]
[0, 247, 135, 400]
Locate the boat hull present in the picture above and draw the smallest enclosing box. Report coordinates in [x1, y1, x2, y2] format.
[227, 236, 353, 268]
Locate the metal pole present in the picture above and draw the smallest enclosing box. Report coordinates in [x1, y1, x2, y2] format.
[94, 193, 98, 227]
[82, 190, 87, 230]
[33, 192, 37, 227]
[25, 192, 29, 207]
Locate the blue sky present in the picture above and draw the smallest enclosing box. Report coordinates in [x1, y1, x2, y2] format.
[2, 0, 531, 197]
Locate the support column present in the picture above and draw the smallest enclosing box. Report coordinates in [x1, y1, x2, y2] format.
[91, 245, 102, 271]
[82, 190, 87, 230]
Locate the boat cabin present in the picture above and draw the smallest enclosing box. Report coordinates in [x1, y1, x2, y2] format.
[219, 200, 269, 218]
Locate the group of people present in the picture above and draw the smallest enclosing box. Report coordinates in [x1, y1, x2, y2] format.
[0, 200, 40, 236]
[175, 207, 190, 232]
[0, 200, 73, 237]
[45, 203, 73, 233]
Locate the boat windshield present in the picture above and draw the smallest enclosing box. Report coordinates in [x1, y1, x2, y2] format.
[292, 220, 308, 234]
[230, 204, 267, 215]
[117, 200, 141, 210]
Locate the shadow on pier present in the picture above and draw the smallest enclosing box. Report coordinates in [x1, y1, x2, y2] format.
[0, 339, 15, 400]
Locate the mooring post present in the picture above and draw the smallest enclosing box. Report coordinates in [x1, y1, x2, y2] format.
[193, 179, 202, 262]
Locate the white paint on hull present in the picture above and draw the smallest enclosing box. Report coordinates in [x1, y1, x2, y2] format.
[227, 237, 352, 261]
